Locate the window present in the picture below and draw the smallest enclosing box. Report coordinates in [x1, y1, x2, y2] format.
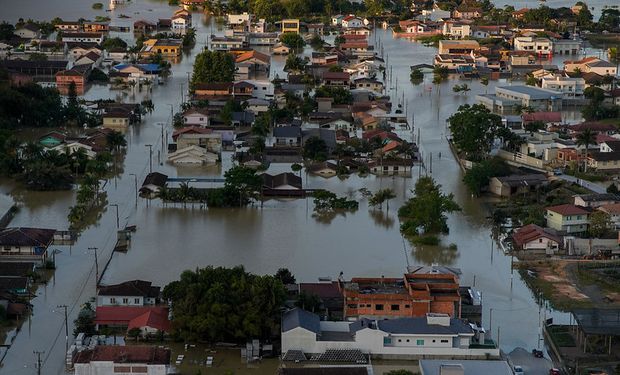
[406, 339, 410, 342]
[416, 339, 424, 346]
[404, 304, 410, 308]
[441, 339, 449, 343]
[398, 339, 402, 342]
[391, 304, 400, 311]
[375, 304, 384, 311]
[134, 298, 140, 304]
[383, 337, 392, 345]
[110, 297, 116, 304]
[122, 298, 129, 304]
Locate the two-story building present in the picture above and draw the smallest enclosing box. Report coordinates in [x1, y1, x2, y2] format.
[513, 37, 553, 57]
[545, 204, 591, 233]
[564, 57, 617, 76]
[73, 346, 171, 375]
[62, 32, 104, 44]
[541, 76, 586, 98]
[97, 280, 161, 306]
[281, 309, 498, 360]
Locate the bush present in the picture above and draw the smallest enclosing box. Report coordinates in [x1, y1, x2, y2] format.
[92, 2, 104, 9]
[410, 235, 440, 246]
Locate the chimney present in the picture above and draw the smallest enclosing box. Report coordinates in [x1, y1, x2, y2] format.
[426, 313, 451, 327]
[439, 364, 464, 375]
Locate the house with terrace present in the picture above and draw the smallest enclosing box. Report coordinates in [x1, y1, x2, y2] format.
[545, 204, 591, 233]
[281, 308, 498, 360]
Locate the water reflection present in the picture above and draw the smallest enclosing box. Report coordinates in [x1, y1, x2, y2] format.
[411, 243, 459, 266]
[368, 209, 395, 229]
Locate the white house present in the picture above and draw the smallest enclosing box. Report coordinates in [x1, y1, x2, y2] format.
[242, 80, 274, 100]
[97, 280, 161, 306]
[245, 98, 270, 115]
[342, 16, 364, 29]
[320, 118, 356, 133]
[51, 142, 97, 159]
[512, 223, 562, 254]
[73, 346, 170, 375]
[62, 32, 104, 44]
[14, 24, 40, 39]
[182, 108, 211, 127]
[541, 76, 586, 98]
[513, 36, 553, 56]
[564, 56, 617, 76]
[281, 309, 498, 360]
[172, 12, 192, 29]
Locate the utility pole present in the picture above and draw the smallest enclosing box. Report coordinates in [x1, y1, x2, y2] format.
[88, 247, 99, 287]
[34, 350, 44, 375]
[145, 144, 153, 173]
[57, 304, 69, 354]
[110, 204, 119, 228]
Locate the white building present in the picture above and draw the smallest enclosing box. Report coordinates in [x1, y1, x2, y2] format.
[513, 36, 553, 56]
[62, 32, 104, 44]
[73, 346, 170, 375]
[183, 108, 211, 127]
[342, 16, 364, 29]
[541, 76, 586, 98]
[564, 56, 618, 76]
[420, 360, 513, 375]
[442, 22, 471, 39]
[97, 280, 161, 307]
[420, 7, 451, 21]
[281, 309, 498, 360]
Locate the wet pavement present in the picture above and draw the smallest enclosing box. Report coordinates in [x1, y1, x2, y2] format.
[0, 2, 608, 374]
[508, 347, 554, 375]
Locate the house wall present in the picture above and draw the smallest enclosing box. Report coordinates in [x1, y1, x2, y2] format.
[184, 114, 210, 126]
[545, 211, 589, 233]
[74, 362, 168, 375]
[522, 237, 559, 251]
[97, 295, 144, 306]
[370, 165, 412, 176]
[103, 117, 130, 129]
[282, 327, 498, 359]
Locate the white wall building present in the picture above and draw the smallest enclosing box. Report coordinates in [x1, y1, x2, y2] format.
[73, 346, 170, 375]
[541, 76, 586, 98]
[514, 36, 553, 56]
[97, 280, 160, 307]
[281, 309, 498, 360]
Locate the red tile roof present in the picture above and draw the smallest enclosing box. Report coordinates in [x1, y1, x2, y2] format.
[128, 310, 171, 332]
[546, 204, 590, 216]
[322, 71, 351, 81]
[512, 223, 562, 248]
[522, 112, 562, 124]
[95, 306, 170, 329]
[235, 50, 270, 64]
[73, 345, 170, 364]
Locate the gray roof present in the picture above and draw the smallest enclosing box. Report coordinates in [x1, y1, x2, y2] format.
[419, 360, 513, 375]
[408, 265, 461, 276]
[497, 85, 560, 99]
[282, 308, 321, 333]
[575, 193, 619, 202]
[377, 317, 473, 335]
[274, 126, 302, 138]
[495, 174, 548, 187]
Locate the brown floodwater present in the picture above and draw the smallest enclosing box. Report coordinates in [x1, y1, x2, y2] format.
[0, 2, 601, 373]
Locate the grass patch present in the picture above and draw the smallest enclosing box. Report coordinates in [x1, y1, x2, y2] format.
[548, 325, 577, 347]
[518, 265, 593, 312]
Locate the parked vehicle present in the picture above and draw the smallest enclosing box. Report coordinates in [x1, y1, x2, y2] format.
[549, 369, 561, 375]
[532, 348, 544, 358]
[514, 365, 525, 375]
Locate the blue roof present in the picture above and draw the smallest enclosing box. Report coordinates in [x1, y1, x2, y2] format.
[112, 63, 161, 74]
[377, 317, 473, 335]
[282, 308, 321, 333]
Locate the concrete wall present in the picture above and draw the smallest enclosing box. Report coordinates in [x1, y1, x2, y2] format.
[564, 237, 619, 255]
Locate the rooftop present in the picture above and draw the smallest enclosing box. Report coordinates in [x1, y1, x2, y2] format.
[73, 345, 170, 364]
[0, 227, 55, 247]
[497, 85, 561, 100]
[546, 204, 590, 216]
[98, 280, 160, 298]
[419, 360, 513, 375]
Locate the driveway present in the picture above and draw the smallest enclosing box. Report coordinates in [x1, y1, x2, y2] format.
[508, 347, 554, 375]
[556, 174, 607, 194]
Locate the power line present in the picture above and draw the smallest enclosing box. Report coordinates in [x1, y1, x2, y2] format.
[33, 351, 44, 375]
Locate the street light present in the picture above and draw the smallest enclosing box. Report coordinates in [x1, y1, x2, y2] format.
[489, 307, 493, 339]
[129, 173, 138, 205]
[56, 304, 68, 354]
[110, 204, 119, 229]
[145, 144, 153, 173]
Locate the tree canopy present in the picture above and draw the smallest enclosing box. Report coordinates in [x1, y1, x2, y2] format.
[162, 266, 286, 342]
[190, 50, 235, 89]
[398, 176, 461, 237]
[448, 104, 504, 161]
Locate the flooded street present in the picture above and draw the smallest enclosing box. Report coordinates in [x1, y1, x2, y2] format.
[0, 2, 589, 374]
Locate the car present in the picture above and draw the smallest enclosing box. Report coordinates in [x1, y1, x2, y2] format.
[549, 369, 561, 375]
[514, 365, 525, 375]
[552, 168, 563, 175]
[532, 348, 544, 358]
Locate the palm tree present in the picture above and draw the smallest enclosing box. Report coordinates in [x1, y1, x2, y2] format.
[106, 130, 127, 153]
[576, 128, 597, 172]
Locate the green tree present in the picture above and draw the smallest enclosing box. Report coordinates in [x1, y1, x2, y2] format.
[253, 0, 284, 22]
[106, 130, 127, 152]
[524, 120, 545, 135]
[398, 176, 461, 236]
[280, 32, 305, 49]
[191, 50, 235, 89]
[303, 137, 328, 160]
[314, 86, 352, 105]
[589, 210, 612, 238]
[575, 128, 596, 172]
[127, 327, 142, 340]
[284, 54, 307, 72]
[283, 0, 310, 17]
[162, 266, 286, 342]
[73, 302, 96, 336]
[295, 291, 321, 312]
[448, 104, 504, 161]
[463, 157, 510, 196]
[224, 166, 262, 206]
[369, 188, 397, 210]
[607, 183, 619, 195]
[410, 69, 423, 85]
[102, 37, 128, 51]
[275, 268, 296, 284]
